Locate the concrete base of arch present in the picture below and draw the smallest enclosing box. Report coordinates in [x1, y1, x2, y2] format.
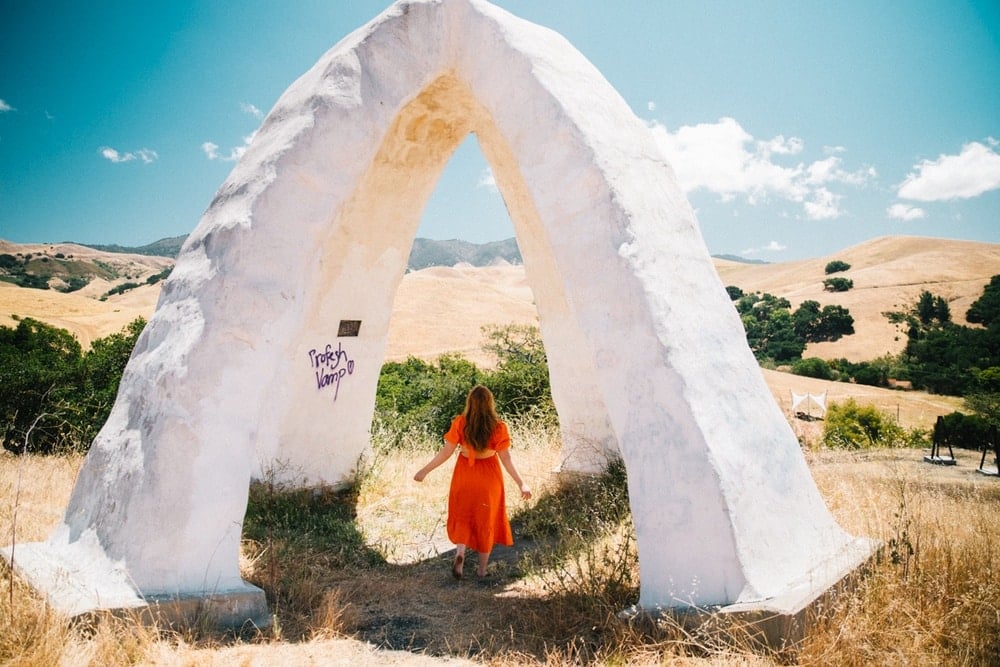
[1, 541, 270, 631]
[621, 535, 880, 649]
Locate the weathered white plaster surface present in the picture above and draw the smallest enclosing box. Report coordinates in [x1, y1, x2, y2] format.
[3, 0, 873, 620]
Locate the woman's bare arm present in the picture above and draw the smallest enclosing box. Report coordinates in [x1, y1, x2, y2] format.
[413, 441, 458, 482]
[498, 449, 532, 499]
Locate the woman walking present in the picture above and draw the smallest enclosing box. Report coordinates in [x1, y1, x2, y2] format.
[413, 385, 532, 579]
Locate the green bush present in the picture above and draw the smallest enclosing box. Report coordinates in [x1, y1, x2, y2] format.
[937, 411, 991, 450]
[0, 318, 83, 453]
[372, 324, 555, 447]
[822, 398, 911, 449]
[374, 353, 481, 439]
[0, 317, 146, 453]
[792, 300, 855, 342]
[145, 268, 172, 285]
[966, 275, 1000, 327]
[791, 357, 833, 380]
[480, 323, 554, 417]
[58, 276, 89, 293]
[828, 356, 894, 387]
[103, 281, 141, 298]
[825, 260, 851, 274]
[823, 277, 853, 292]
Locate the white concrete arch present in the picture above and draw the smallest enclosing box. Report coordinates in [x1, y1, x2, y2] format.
[5, 0, 874, 628]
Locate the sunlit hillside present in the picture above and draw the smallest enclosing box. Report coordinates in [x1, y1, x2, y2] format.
[1, 235, 996, 429]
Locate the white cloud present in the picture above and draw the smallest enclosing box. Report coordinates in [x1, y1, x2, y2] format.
[201, 141, 220, 160]
[648, 117, 873, 220]
[897, 140, 1000, 201]
[241, 102, 263, 119]
[803, 188, 842, 220]
[202, 132, 256, 161]
[0, 98, 12, 112]
[99, 146, 158, 164]
[758, 135, 803, 157]
[647, 101, 656, 112]
[741, 240, 787, 255]
[887, 203, 925, 221]
[476, 168, 498, 192]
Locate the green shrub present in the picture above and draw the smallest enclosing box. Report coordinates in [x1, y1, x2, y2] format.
[0, 318, 83, 453]
[937, 411, 991, 450]
[145, 268, 172, 285]
[480, 323, 554, 417]
[792, 357, 833, 380]
[374, 354, 481, 440]
[822, 398, 910, 449]
[103, 281, 141, 298]
[823, 277, 853, 292]
[372, 324, 555, 447]
[58, 276, 89, 293]
[825, 260, 851, 274]
[828, 356, 893, 387]
[0, 317, 146, 454]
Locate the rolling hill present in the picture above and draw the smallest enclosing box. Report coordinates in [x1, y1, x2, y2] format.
[1, 235, 995, 429]
[714, 236, 1000, 362]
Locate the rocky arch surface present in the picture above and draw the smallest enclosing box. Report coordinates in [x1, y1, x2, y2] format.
[4, 0, 874, 628]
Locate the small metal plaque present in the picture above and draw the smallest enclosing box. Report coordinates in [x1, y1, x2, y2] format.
[338, 320, 362, 337]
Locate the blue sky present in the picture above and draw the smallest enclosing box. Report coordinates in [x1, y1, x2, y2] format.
[1, 1, 998, 261]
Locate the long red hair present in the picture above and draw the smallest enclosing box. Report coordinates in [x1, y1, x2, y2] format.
[462, 385, 499, 452]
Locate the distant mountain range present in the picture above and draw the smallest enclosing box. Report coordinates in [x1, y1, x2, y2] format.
[84, 235, 527, 270]
[713, 254, 768, 265]
[83, 236, 188, 259]
[80, 235, 763, 268]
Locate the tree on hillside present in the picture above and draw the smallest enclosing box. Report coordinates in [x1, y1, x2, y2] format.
[792, 300, 855, 343]
[824, 260, 851, 274]
[0, 317, 147, 453]
[734, 291, 855, 363]
[823, 277, 853, 292]
[966, 275, 1000, 327]
[916, 290, 950, 325]
[891, 280, 1000, 396]
[481, 324, 554, 416]
[964, 366, 1000, 429]
[0, 318, 83, 453]
[736, 293, 806, 362]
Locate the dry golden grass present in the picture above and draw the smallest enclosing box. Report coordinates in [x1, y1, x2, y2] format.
[801, 448, 1000, 666]
[4, 422, 999, 665]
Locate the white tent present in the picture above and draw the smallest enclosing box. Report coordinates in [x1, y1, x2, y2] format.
[791, 391, 828, 418]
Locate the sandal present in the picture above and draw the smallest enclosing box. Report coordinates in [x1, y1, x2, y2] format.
[452, 554, 464, 580]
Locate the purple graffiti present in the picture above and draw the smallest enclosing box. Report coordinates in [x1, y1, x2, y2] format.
[308, 342, 356, 401]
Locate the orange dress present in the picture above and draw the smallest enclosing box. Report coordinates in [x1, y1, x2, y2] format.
[443, 415, 514, 553]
